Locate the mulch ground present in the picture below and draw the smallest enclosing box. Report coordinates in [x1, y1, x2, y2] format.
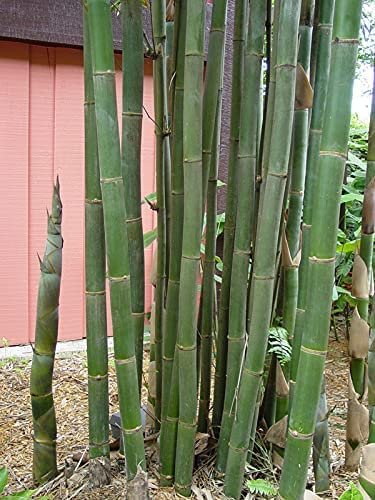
[0, 330, 359, 499]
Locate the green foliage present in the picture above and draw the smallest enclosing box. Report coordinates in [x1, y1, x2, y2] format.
[0, 467, 8, 494]
[339, 481, 364, 500]
[246, 479, 278, 497]
[0, 467, 50, 499]
[334, 116, 368, 314]
[267, 327, 292, 366]
[143, 228, 157, 248]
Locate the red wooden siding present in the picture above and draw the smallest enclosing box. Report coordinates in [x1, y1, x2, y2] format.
[0, 42, 156, 345]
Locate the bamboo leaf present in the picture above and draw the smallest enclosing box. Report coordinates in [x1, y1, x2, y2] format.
[339, 482, 363, 500]
[347, 151, 366, 170]
[4, 490, 37, 499]
[0, 467, 8, 494]
[143, 228, 157, 248]
[246, 479, 278, 497]
[336, 239, 360, 253]
[142, 192, 157, 206]
[341, 193, 364, 203]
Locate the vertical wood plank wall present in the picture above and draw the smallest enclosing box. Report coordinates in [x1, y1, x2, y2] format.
[0, 42, 156, 345]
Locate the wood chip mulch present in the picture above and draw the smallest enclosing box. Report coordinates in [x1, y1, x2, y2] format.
[0, 330, 359, 498]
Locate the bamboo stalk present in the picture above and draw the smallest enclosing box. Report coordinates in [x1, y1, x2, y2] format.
[368, 68, 375, 443]
[365, 65, 375, 444]
[223, 0, 301, 495]
[259, 0, 280, 184]
[278, 0, 315, 421]
[216, 0, 266, 473]
[202, 0, 228, 206]
[288, 4, 335, 484]
[121, 0, 145, 395]
[359, 443, 375, 498]
[159, 2, 187, 483]
[86, 0, 145, 480]
[346, 65, 375, 461]
[290, 0, 335, 394]
[30, 180, 62, 485]
[197, 0, 228, 435]
[279, 1, 363, 496]
[312, 378, 330, 493]
[83, 7, 110, 484]
[212, 0, 247, 436]
[198, 99, 221, 433]
[174, 1, 205, 495]
[152, 0, 169, 430]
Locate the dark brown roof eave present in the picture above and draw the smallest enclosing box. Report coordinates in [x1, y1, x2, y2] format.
[0, 2, 212, 56]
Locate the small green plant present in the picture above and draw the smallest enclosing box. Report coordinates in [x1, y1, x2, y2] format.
[246, 479, 278, 497]
[333, 116, 368, 316]
[267, 327, 292, 366]
[1, 337, 9, 348]
[0, 466, 50, 499]
[339, 481, 363, 500]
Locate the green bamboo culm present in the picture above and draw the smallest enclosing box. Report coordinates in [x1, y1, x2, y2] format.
[30, 180, 62, 485]
[215, 0, 266, 473]
[303, 3, 334, 493]
[198, 98, 222, 433]
[201, 0, 228, 205]
[86, 0, 145, 480]
[345, 66, 374, 461]
[345, 175, 373, 467]
[289, 5, 335, 484]
[312, 377, 330, 493]
[174, 1, 205, 495]
[121, 0, 145, 394]
[164, 4, 176, 263]
[359, 443, 375, 498]
[83, 6, 110, 485]
[282, 0, 315, 371]
[212, 0, 247, 436]
[345, 255, 371, 468]
[159, 1, 187, 486]
[290, 0, 335, 394]
[197, 0, 228, 434]
[367, 66, 375, 444]
[152, 0, 169, 430]
[279, 1, 363, 497]
[259, 0, 280, 186]
[223, 0, 302, 496]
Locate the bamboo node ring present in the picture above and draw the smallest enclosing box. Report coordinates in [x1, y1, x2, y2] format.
[319, 150, 347, 160]
[253, 274, 275, 280]
[116, 355, 136, 366]
[85, 198, 103, 204]
[88, 374, 108, 381]
[288, 429, 314, 440]
[94, 70, 115, 76]
[176, 343, 196, 352]
[243, 367, 263, 378]
[179, 421, 196, 430]
[122, 424, 143, 435]
[107, 274, 130, 282]
[309, 256, 335, 264]
[300, 345, 327, 357]
[85, 290, 105, 296]
[228, 442, 246, 454]
[122, 111, 143, 117]
[227, 335, 246, 342]
[127, 216, 142, 223]
[100, 176, 123, 184]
